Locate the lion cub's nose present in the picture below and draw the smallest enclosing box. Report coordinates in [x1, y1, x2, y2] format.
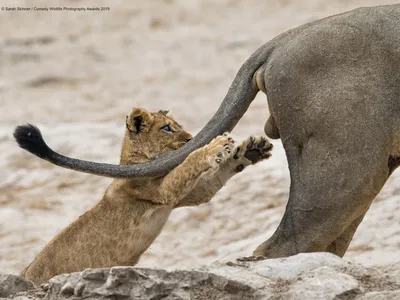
[185, 138, 192, 142]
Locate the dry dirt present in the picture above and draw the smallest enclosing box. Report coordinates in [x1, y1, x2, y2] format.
[0, 0, 399, 275]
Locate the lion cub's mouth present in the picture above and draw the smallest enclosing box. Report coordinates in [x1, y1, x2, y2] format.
[152, 143, 185, 159]
[169, 141, 188, 150]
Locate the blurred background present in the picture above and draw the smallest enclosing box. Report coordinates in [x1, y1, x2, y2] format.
[1, 0, 399, 274]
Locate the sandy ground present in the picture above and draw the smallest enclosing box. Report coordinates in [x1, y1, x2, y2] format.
[1, 0, 399, 275]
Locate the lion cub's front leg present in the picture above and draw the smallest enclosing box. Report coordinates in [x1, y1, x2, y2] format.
[231, 136, 273, 170]
[176, 136, 273, 208]
[159, 133, 235, 206]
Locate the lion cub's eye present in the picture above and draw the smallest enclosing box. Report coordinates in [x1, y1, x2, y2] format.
[161, 125, 173, 132]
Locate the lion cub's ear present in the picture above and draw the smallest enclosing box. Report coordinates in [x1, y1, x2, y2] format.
[126, 108, 154, 133]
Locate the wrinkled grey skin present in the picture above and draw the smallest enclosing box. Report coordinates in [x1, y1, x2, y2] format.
[14, 4, 400, 258]
[252, 4, 400, 257]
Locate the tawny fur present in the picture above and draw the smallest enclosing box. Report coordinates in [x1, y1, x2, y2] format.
[21, 108, 272, 285]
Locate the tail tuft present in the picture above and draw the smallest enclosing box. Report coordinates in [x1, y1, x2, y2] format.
[13, 124, 51, 158]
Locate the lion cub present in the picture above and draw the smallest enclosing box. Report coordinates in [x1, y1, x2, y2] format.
[22, 108, 272, 285]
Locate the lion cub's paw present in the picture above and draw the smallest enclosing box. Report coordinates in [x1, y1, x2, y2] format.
[206, 133, 235, 169]
[234, 136, 273, 164]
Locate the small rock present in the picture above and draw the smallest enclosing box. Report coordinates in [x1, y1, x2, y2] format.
[0, 274, 34, 297]
[357, 290, 400, 300]
[60, 282, 74, 296]
[74, 281, 85, 297]
[251, 252, 347, 279]
[81, 268, 106, 281]
[285, 266, 360, 300]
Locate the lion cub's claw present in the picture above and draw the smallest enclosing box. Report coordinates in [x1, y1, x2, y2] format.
[206, 133, 235, 169]
[234, 136, 272, 164]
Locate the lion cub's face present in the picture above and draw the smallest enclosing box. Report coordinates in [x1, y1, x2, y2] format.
[122, 108, 193, 164]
